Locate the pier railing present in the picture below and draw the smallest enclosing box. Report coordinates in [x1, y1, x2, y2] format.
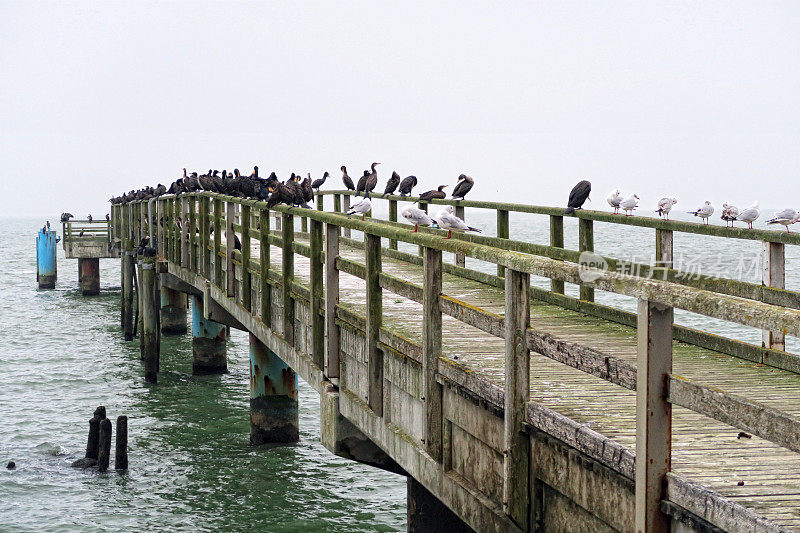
[62, 218, 117, 259]
[112, 192, 800, 531]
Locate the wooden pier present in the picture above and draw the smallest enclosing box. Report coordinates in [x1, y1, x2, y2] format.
[108, 190, 800, 532]
[62, 218, 118, 295]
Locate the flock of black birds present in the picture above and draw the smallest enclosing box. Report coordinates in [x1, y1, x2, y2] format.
[109, 165, 476, 209]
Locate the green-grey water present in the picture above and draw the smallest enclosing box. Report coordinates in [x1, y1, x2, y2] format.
[2, 207, 798, 532]
[0, 217, 406, 532]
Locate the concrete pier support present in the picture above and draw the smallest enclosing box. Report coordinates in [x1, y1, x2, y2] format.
[249, 333, 298, 444]
[407, 477, 474, 533]
[78, 257, 100, 295]
[160, 286, 187, 335]
[36, 229, 57, 289]
[191, 295, 227, 374]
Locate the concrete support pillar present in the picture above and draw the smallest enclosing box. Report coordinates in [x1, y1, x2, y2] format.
[160, 286, 187, 335]
[78, 257, 100, 296]
[36, 229, 57, 289]
[191, 294, 227, 375]
[249, 333, 298, 445]
[407, 477, 474, 533]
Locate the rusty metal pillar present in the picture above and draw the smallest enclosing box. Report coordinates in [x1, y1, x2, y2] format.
[191, 294, 227, 375]
[249, 333, 299, 445]
[160, 286, 187, 335]
[78, 257, 100, 295]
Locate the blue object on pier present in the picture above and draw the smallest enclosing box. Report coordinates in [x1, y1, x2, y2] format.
[36, 229, 58, 289]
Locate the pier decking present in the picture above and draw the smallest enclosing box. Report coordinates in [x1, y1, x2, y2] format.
[109, 191, 800, 532]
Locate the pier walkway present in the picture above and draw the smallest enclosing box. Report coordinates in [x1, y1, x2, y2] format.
[110, 190, 800, 532]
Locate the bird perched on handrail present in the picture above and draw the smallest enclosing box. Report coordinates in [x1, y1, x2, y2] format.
[382, 171, 400, 197]
[401, 205, 434, 232]
[301, 174, 314, 206]
[87, 214, 93, 222]
[620, 194, 639, 216]
[418, 185, 448, 202]
[341, 166, 355, 191]
[656, 198, 677, 220]
[607, 189, 622, 214]
[60, 213, 73, 223]
[564, 180, 591, 214]
[735, 201, 760, 229]
[766, 208, 800, 233]
[266, 181, 294, 208]
[689, 201, 714, 224]
[347, 197, 372, 220]
[356, 170, 369, 197]
[363, 162, 380, 198]
[721, 203, 739, 227]
[311, 172, 329, 191]
[436, 206, 481, 239]
[451, 174, 474, 201]
[398, 175, 417, 197]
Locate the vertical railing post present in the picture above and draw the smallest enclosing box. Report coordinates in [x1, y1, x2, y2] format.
[422, 246, 443, 462]
[301, 213, 308, 234]
[497, 209, 509, 277]
[241, 202, 252, 311]
[188, 195, 197, 270]
[226, 201, 235, 298]
[325, 223, 340, 382]
[418, 203, 429, 256]
[389, 200, 398, 250]
[550, 215, 565, 293]
[503, 268, 530, 529]
[282, 212, 294, 345]
[200, 196, 210, 278]
[173, 197, 181, 264]
[181, 197, 189, 267]
[454, 205, 466, 268]
[156, 200, 164, 255]
[163, 199, 170, 261]
[317, 193, 324, 211]
[310, 218, 325, 368]
[578, 218, 594, 301]
[762, 241, 786, 351]
[260, 207, 271, 326]
[635, 299, 673, 533]
[365, 232, 383, 415]
[213, 198, 222, 287]
[342, 195, 351, 238]
[333, 194, 341, 214]
[656, 228, 673, 278]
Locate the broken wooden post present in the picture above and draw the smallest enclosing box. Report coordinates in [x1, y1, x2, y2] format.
[97, 418, 112, 472]
[422, 246, 443, 462]
[635, 299, 673, 533]
[115, 415, 128, 471]
[503, 268, 530, 530]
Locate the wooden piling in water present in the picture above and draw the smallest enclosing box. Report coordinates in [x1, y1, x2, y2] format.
[115, 416, 128, 471]
[139, 255, 160, 383]
[97, 418, 112, 472]
[122, 250, 135, 341]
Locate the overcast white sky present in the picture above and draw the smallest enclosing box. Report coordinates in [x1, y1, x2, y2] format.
[1, 1, 798, 217]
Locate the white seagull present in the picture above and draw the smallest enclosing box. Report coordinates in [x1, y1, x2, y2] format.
[766, 208, 800, 233]
[656, 197, 677, 220]
[689, 201, 714, 225]
[346, 197, 372, 220]
[401, 205, 434, 232]
[435, 206, 481, 239]
[607, 189, 623, 214]
[620, 194, 639, 216]
[720, 203, 739, 227]
[735, 201, 760, 229]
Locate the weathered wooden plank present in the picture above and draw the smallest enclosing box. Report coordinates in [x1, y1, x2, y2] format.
[763, 242, 786, 352]
[282, 212, 294, 345]
[578, 218, 594, 302]
[549, 215, 565, 294]
[496, 209, 509, 277]
[325, 223, 341, 381]
[310, 218, 324, 368]
[423, 246, 443, 462]
[365, 232, 383, 415]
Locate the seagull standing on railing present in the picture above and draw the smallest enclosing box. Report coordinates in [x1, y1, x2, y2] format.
[401, 205, 434, 232]
[607, 189, 622, 214]
[435, 206, 482, 239]
[656, 197, 677, 220]
[620, 194, 639, 216]
[721, 203, 739, 227]
[347, 197, 372, 220]
[735, 201, 760, 229]
[766, 208, 800, 232]
[689, 201, 714, 224]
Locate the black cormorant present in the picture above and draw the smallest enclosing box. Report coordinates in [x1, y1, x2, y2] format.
[382, 171, 400, 197]
[341, 166, 355, 190]
[398, 175, 417, 197]
[311, 172, 329, 191]
[356, 170, 369, 197]
[564, 180, 591, 215]
[451, 174, 474, 200]
[364, 162, 380, 197]
[418, 185, 448, 202]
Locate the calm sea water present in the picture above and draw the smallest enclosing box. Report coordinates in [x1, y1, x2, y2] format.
[1, 206, 797, 532]
[0, 217, 405, 533]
